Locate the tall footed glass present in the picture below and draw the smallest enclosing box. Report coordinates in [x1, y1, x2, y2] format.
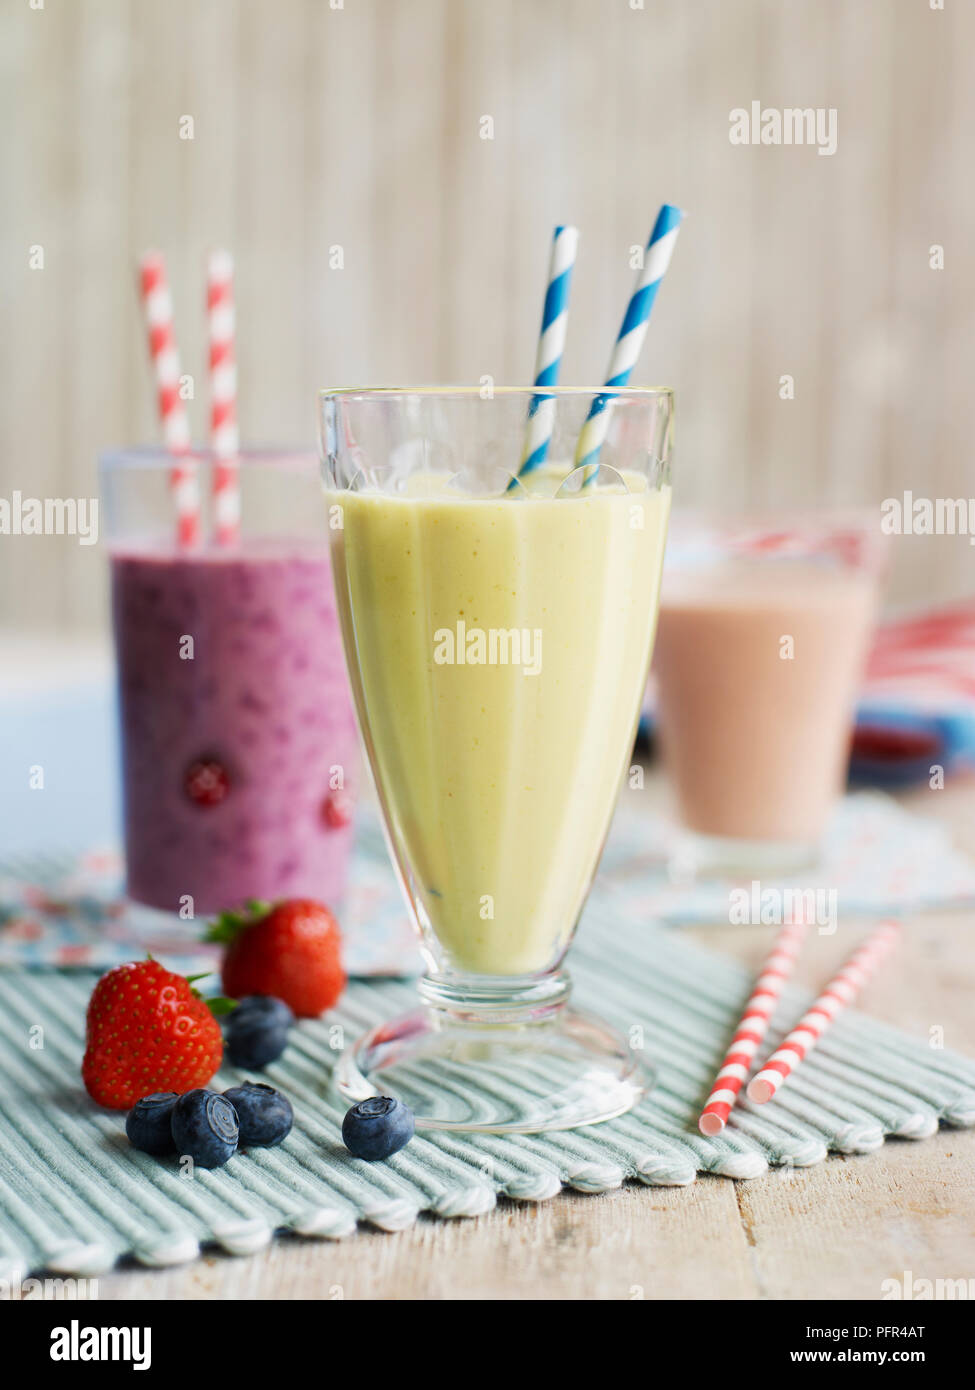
[320, 387, 674, 1132]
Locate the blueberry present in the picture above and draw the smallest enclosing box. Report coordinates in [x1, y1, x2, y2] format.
[223, 1082, 294, 1147]
[231, 995, 294, 1031]
[226, 1020, 290, 1070]
[125, 1092, 179, 1155]
[341, 1096, 414, 1161]
[225, 996, 293, 1070]
[170, 1089, 239, 1169]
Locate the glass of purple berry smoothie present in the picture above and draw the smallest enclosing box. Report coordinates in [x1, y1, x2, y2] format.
[101, 448, 358, 917]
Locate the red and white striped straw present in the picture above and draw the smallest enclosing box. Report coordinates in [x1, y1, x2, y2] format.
[206, 248, 241, 546]
[747, 920, 901, 1105]
[138, 252, 200, 549]
[698, 919, 808, 1136]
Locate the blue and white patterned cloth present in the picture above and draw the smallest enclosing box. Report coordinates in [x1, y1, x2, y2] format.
[0, 875, 973, 1280]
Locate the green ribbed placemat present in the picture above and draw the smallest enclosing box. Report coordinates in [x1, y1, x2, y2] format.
[1, 890, 973, 1279]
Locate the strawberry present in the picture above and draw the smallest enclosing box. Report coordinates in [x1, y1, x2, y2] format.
[184, 755, 231, 807]
[321, 789, 354, 830]
[208, 899, 346, 1018]
[82, 959, 224, 1110]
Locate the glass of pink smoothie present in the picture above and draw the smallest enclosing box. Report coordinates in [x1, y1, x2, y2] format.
[101, 449, 358, 917]
[652, 516, 886, 878]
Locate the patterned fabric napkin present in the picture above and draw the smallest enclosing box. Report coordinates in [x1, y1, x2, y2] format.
[0, 894, 972, 1280]
[2, 794, 973, 976]
[0, 814, 418, 978]
[853, 600, 975, 782]
[600, 792, 975, 924]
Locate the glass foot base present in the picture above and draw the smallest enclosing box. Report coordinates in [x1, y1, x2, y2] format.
[336, 1006, 653, 1134]
[669, 829, 822, 881]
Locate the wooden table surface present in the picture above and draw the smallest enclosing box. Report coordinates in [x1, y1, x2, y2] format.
[95, 773, 975, 1301]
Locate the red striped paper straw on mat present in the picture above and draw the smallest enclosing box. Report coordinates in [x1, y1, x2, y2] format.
[139, 251, 200, 549]
[747, 920, 901, 1105]
[206, 248, 241, 546]
[698, 919, 807, 1135]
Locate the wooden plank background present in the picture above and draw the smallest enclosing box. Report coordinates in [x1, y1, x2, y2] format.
[2, 0, 973, 632]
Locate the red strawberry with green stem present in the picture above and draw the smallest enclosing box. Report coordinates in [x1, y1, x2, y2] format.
[82, 959, 228, 1110]
[207, 899, 346, 1018]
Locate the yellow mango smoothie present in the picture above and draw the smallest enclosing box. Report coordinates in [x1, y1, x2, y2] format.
[329, 475, 671, 977]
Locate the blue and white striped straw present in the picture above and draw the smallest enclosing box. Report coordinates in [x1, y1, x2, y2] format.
[574, 203, 684, 480]
[516, 224, 579, 478]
